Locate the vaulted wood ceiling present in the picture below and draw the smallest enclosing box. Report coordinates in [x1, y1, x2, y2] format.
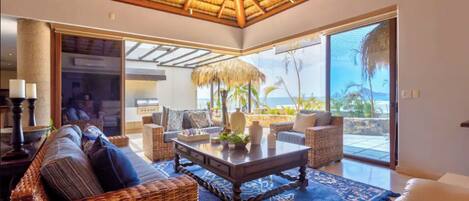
[114, 0, 306, 28]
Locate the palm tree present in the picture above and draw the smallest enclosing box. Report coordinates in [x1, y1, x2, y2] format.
[360, 21, 390, 117]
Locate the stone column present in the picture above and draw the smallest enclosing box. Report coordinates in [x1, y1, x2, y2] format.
[16, 19, 51, 126]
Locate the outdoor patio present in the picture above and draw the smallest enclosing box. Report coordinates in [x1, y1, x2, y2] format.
[344, 134, 390, 162]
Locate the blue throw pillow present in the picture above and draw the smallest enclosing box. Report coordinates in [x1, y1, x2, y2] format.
[86, 136, 140, 192]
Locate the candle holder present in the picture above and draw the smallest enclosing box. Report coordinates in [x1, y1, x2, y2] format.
[27, 98, 37, 127]
[1, 98, 29, 161]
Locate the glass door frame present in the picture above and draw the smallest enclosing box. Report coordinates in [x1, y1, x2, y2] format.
[51, 32, 126, 136]
[325, 18, 398, 169]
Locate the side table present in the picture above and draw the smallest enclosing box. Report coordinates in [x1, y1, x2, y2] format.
[0, 136, 46, 201]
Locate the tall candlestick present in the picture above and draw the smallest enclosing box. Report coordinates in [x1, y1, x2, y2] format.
[9, 79, 26, 98]
[1, 97, 29, 160]
[26, 83, 37, 99]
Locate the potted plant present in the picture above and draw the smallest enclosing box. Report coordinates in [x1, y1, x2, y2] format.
[226, 132, 250, 149]
[219, 131, 230, 146]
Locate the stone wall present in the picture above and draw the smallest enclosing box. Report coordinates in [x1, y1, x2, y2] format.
[343, 118, 389, 136]
[246, 114, 294, 128]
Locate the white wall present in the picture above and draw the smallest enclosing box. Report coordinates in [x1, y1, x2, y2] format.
[0, 0, 243, 50]
[244, 0, 469, 178]
[125, 60, 197, 110]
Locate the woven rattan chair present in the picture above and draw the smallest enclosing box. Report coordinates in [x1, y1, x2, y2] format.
[270, 116, 344, 168]
[10, 131, 198, 201]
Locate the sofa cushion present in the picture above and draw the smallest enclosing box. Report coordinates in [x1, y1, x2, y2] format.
[162, 106, 170, 131]
[163, 127, 223, 142]
[187, 111, 212, 128]
[277, 131, 305, 145]
[300, 110, 332, 126]
[41, 137, 103, 200]
[82, 125, 109, 152]
[182, 109, 209, 129]
[167, 109, 184, 131]
[54, 124, 82, 147]
[119, 146, 167, 183]
[86, 136, 140, 192]
[292, 113, 317, 133]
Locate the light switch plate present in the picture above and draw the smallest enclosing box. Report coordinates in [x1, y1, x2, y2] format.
[412, 89, 420, 98]
[401, 90, 411, 99]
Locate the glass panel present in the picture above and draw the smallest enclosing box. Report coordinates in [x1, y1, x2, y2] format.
[61, 35, 122, 136]
[330, 21, 391, 162]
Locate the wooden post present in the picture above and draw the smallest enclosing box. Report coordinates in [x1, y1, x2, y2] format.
[248, 81, 252, 113]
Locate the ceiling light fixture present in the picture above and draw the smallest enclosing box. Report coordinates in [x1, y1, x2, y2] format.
[189, 8, 193, 15]
[289, 0, 295, 3]
[8, 53, 13, 56]
[108, 12, 116, 20]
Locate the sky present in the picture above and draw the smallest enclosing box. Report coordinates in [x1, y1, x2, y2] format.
[197, 22, 390, 103]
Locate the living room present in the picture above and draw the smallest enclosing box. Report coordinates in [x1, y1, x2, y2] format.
[1, 0, 468, 201]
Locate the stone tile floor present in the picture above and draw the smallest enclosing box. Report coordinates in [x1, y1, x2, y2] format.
[344, 134, 390, 162]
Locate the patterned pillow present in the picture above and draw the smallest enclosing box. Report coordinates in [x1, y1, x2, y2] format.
[187, 111, 212, 128]
[54, 124, 82, 147]
[162, 107, 170, 131]
[166, 109, 184, 131]
[82, 125, 109, 152]
[41, 137, 103, 200]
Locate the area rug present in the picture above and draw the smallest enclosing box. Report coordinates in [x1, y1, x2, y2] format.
[153, 160, 400, 201]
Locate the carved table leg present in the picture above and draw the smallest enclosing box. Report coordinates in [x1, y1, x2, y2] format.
[299, 165, 307, 191]
[174, 153, 180, 173]
[232, 182, 242, 201]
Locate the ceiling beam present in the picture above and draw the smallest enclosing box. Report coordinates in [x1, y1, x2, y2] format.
[183, 0, 193, 11]
[160, 49, 198, 65]
[138, 45, 161, 60]
[114, 0, 238, 27]
[251, 0, 265, 14]
[246, 0, 306, 26]
[126, 42, 141, 56]
[217, 0, 227, 18]
[173, 51, 211, 66]
[234, 0, 246, 28]
[198, 55, 237, 67]
[185, 54, 224, 66]
[153, 47, 179, 61]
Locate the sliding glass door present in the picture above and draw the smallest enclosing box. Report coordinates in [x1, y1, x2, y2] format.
[328, 19, 397, 165]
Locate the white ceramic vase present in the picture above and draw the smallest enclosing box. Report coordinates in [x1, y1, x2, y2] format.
[230, 108, 246, 134]
[249, 121, 263, 145]
[267, 132, 276, 149]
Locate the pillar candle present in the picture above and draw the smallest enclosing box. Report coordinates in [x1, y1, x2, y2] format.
[9, 79, 26, 98]
[26, 83, 37, 99]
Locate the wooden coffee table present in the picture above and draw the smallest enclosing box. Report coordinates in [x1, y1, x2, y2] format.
[173, 138, 311, 201]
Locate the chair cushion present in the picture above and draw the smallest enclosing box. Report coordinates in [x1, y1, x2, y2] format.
[119, 146, 167, 183]
[300, 110, 332, 126]
[167, 109, 184, 131]
[277, 131, 305, 145]
[162, 106, 170, 131]
[86, 136, 140, 192]
[292, 113, 316, 133]
[54, 124, 82, 147]
[182, 109, 209, 129]
[187, 111, 212, 128]
[41, 137, 103, 200]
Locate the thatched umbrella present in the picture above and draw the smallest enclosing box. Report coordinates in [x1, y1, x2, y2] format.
[360, 21, 390, 117]
[191, 58, 265, 128]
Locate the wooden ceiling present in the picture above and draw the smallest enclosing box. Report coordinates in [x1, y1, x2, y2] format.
[114, 0, 306, 28]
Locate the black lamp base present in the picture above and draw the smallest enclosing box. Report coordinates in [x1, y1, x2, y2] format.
[1, 148, 29, 161]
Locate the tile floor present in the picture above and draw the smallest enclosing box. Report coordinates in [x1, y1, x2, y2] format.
[126, 133, 412, 194]
[344, 134, 390, 162]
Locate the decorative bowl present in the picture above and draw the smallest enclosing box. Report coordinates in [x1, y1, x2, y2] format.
[0, 126, 50, 144]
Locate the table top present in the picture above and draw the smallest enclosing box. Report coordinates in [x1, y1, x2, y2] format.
[173, 137, 310, 166]
[0, 135, 46, 174]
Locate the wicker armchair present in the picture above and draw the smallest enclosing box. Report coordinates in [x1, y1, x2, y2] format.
[10, 131, 198, 201]
[270, 116, 344, 168]
[143, 116, 174, 162]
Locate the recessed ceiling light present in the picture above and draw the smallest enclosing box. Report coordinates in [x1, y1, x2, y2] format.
[108, 12, 116, 20]
[189, 8, 193, 15]
[8, 53, 13, 56]
[7, 63, 11, 66]
[289, 0, 295, 3]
